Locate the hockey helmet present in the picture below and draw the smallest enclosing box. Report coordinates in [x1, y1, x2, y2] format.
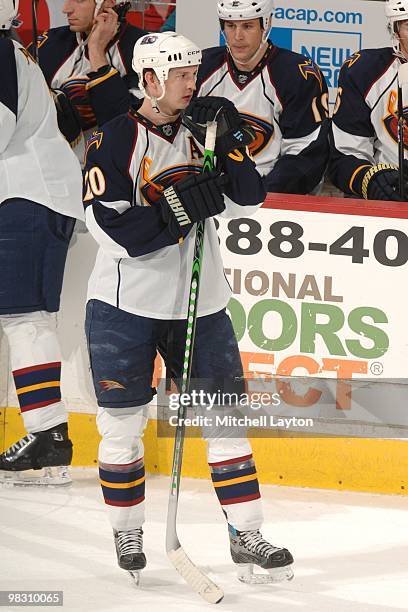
[217, 0, 274, 31]
[0, 0, 19, 31]
[385, 0, 408, 55]
[132, 32, 202, 98]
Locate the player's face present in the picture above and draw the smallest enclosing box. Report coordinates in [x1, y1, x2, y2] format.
[63, 0, 97, 32]
[223, 18, 264, 65]
[397, 20, 408, 59]
[161, 66, 198, 115]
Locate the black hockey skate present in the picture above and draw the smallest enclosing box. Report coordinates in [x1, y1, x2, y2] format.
[0, 423, 72, 487]
[229, 524, 294, 584]
[114, 528, 146, 586]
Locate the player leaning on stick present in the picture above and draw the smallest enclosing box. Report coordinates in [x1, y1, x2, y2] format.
[195, 0, 329, 195]
[83, 32, 293, 585]
[0, 1, 83, 486]
[329, 0, 408, 201]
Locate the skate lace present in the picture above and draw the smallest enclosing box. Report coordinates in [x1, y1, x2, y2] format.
[240, 530, 280, 558]
[5, 434, 35, 458]
[116, 529, 143, 555]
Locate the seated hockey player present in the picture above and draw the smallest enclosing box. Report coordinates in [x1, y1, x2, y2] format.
[329, 0, 408, 201]
[83, 31, 294, 585]
[30, 0, 147, 158]
[0, 0, 84, 485]
[195, 0, 329, 195]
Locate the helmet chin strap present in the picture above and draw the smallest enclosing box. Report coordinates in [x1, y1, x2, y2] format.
[146, 84, 179, 120]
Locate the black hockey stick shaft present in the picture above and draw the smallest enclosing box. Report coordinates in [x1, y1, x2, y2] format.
[398, 83, 405, 199]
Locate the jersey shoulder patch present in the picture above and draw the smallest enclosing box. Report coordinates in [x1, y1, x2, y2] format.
[269, 46, 326, 93]
[338, 47, 395, 95]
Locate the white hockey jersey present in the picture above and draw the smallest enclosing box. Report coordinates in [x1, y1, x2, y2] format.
[329, 48, 404, 195]
[197, 44, 329, 195]
[84, 110, 266, 319]
[0, 37, 83, 220]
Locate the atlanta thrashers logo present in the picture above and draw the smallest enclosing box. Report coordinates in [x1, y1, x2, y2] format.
[383, 90, 408, 149]
[239, 112, 274, 157]
[140, 159, 202, 206]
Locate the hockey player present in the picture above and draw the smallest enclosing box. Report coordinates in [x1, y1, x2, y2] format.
[30, 0, 146, 158]
[83, 32, 294, 585]
[329, 0, 408, 200]
[0, 0, 84, 485]
[194, 0, 329, 195]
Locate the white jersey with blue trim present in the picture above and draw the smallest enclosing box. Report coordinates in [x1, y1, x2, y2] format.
[0, 37, 83, 220]
[83, 110, 265, 319]
[196, 43, 329, 195]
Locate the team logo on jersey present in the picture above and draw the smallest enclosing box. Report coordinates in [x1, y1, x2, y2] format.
[343, 52, 361, 69]
[239, 112, 274, 157]
[141, 158, 201, 206]
[298, 59, 323, 90]
[162, 124, 174, 137]
[36, 32, 49, 49]
[383, 90, 408, 148]
[85, 130, 104, 161]
[99, 380, 126, 391]
[60, 77, 96, 131]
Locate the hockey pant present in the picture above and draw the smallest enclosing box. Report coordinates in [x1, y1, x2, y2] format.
[97, 405, 263, 532]
[0, 311, 67, 433]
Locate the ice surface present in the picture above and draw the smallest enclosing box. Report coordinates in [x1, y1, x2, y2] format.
[1, 470, 408, 611]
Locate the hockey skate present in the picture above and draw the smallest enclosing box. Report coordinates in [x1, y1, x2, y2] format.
[114, 528, 146, 586]
[229, 525, 294, 584]
[0, 423, 72, 487]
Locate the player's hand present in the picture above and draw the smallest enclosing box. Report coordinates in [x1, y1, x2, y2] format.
[183, 96, 255, 159]
[88, 8, 119, 54]
[159, 171, 228, 240]
[362, 164, 406, 201]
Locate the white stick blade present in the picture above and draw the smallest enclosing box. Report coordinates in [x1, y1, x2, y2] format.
[168, 547, 224, 604]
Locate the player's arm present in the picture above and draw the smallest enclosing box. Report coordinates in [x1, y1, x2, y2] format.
[266, 57, 329, 194]
[86, 25, 146, 125]
[183, 96, 266, 217]
[328, 54, 403, 201]
[84, 116, 227, 257]
[0, 39, 18, 154]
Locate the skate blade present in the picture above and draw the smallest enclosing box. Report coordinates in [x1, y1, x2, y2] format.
[127, 570, 141, 587]
[0, 466, 72, 488]
[236, 563, 294, 584]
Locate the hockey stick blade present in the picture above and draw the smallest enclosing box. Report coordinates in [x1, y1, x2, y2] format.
[168, 546, 224, 604]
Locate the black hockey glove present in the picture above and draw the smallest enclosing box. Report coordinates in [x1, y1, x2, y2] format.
[159, 171, 227, 240]
[361, 163, 407, 201]
[183, 96, 255, 159]
[52, 88, 82, 148]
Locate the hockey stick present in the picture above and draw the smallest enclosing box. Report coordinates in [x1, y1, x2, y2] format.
[31, 0, 39, 62]
[165, 121, 224, 605]
[397, 63, 408, 199]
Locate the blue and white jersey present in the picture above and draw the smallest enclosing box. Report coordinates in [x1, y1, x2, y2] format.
[197, 43, 330, 195]
[0, 37, 83, 220]
[83, 110, 266, 319]
[329, 48, 405, 196]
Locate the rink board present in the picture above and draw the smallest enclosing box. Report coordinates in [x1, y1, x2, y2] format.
[2, 193, 408, 494]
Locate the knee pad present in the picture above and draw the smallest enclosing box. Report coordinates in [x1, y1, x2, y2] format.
[97, 405, 149, 465]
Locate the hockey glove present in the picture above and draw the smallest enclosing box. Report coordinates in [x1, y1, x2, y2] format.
[52, 88, 82, 148]
[361, 163, 406, 201]
[159, 171, 227, 240]
[183, 96, 255, 159]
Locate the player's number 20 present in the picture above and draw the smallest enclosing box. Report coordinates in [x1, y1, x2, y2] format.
[84, 166, 106, 201]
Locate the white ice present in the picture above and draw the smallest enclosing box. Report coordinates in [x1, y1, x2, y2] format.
[1, 470, 408, 612]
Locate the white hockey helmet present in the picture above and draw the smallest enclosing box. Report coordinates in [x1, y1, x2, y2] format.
[217, 0, 274, 31]
[132, 32, 201, 99]
[385, 0, 408, 54]
[0, 0, 19, 31]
